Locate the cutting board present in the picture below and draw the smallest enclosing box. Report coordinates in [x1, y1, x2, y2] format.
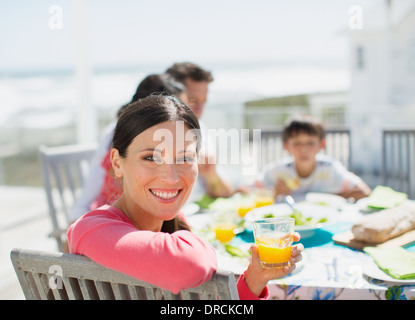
[332, 229, 415, 250]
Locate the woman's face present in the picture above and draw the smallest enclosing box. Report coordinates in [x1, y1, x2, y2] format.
[111, 120, 198, 223]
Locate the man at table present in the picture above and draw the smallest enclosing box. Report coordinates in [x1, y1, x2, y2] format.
[166, 62, 234, 200]
[255, 114, 371, 202]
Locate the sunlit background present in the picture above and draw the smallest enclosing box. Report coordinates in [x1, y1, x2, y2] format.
[2, 0, 415, 197]
[2, 0, 415, 299]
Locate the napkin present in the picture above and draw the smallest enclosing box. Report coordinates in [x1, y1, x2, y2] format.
[363, 246, 415, 280]
[367, 186, 407, 209]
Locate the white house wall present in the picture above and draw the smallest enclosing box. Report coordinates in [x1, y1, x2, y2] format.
[347, 0, 415, 175]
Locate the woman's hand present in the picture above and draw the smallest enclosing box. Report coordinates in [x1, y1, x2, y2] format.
[244, 232, 303, 297]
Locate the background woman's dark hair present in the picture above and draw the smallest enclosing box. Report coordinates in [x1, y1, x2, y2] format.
[131, 74, 185, 102]
[112, 95, 201, 233]
[117, 74, 186, 119]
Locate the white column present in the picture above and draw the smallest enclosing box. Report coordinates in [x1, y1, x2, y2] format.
[73, 0, 97, 144]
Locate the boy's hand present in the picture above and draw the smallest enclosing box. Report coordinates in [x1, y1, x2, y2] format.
[337, 184, 372, 201]
[274, 179, 292, 198]
[285, 177, 300, 190]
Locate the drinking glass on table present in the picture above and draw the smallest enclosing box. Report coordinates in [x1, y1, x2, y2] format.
[252, 218, 294, 268]
[254, 188, 274, 208]
[213, 211, 238, 244]
[237, 194, 256, 218]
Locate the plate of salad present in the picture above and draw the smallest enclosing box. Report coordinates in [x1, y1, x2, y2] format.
[244, 203, 337, 238]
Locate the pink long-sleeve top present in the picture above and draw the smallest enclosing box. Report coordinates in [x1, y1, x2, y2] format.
[67, 205, 268, 299]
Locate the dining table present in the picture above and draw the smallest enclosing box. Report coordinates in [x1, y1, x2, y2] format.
[184, 192, 415, 300]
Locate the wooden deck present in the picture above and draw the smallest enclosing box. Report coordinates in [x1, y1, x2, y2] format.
[0, 186, 57, 299]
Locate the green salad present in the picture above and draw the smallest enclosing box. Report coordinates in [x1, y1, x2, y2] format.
[263, 209, 328, 226]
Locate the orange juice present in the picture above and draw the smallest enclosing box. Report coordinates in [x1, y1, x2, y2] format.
[214, 223, 236, 243]
[255, 197, 274, 208]
[237, 206, 254, 218]
[256, 237, 292, 267]
[254, 188, 274, 208]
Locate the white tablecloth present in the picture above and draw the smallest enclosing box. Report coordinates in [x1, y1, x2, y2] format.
[187, 198, 415, 300]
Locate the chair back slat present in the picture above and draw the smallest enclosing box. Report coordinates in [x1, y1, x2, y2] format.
[51, 281, 68, 300]
[23, 272, 41, 300]
[78, 278, 99, 300]
[51, 164, 70, 219]
[163, 291, 182, 300]
[94, 281, 115, 300]
[32, 273, 50, 300]
[63, 163, 77, 202]
[62, 276, 83, 300]
[11, 248, 239, 300]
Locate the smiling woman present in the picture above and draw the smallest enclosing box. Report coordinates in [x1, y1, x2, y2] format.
[67, 95, 214, 293]
[67, 95, 304, 299]
[110, 95, 201, 233]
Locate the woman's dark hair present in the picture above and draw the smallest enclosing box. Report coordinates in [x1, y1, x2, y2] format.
[114, 95, 201, 157]
[282, 114, 325, 142]
[117, 74, 186, 119]
[112, 95, 201, 233]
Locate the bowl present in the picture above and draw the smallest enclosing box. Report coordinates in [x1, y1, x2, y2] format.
[245, 203, 339, 239]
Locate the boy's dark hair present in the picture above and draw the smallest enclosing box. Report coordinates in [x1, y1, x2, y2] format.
[165, 62, 214, 83]
[282, 114, 325, 142]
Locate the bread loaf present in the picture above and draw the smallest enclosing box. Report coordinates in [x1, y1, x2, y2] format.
[351, 201, 415, 243]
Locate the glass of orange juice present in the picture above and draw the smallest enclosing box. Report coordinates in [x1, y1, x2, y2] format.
[237, 194, 256, 218]
[254, 188, 274, 208]
[214, 223, 237, 243]
[213, 211, 238, 243]
[252, 218, 294, 268]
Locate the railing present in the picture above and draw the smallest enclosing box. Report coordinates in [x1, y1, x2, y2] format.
[256, 128, 352, 171]
[382, 129, 415, 199]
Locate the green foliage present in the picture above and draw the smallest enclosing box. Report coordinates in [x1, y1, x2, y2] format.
[245, 94, 309, 107]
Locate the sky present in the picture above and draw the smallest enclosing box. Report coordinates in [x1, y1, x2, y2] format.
[0, 0, 380, 71]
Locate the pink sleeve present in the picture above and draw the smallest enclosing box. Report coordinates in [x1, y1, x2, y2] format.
[237, 272, 270, 300]
[67, 209, 218, 294]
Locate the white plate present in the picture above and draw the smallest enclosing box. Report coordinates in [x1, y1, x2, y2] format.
[181, 203, 200, 216]
[186, 212, 211, 231]
[305, 192, 346, 209]
[363, 260, 415, 285]
[245, 203, 339, 238]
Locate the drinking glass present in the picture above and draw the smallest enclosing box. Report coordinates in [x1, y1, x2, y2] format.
[237, 194, 256, 218]
[252, 218, 294, 268]
[213, 211, 237, 243]
[254, 188, 274, 208]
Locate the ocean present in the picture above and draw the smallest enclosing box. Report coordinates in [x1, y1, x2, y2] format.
[0, 61, 351, 186]
[2, 61, 392, 189]
[0, 61, 350, 131]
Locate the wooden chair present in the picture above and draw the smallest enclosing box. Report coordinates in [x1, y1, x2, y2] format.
[382, 129, 415, 199]
[257, 128, 352, 170]
[39, 144, 97, 251]
[10, 248, 239, 300]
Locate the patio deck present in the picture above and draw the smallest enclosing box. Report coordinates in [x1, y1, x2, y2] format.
[0, 186, 57, 300]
